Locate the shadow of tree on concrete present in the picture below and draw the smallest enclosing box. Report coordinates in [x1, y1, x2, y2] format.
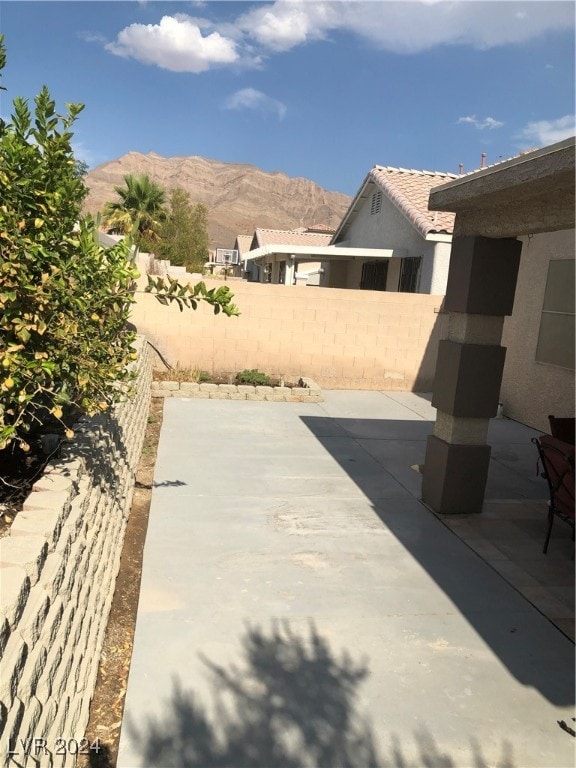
[125, 621, 515, 768]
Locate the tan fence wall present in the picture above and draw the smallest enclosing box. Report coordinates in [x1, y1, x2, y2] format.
[132, 278, 446, 391]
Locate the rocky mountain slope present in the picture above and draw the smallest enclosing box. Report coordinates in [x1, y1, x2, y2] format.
[83, 152, 352, 249]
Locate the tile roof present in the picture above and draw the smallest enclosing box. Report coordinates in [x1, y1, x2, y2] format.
[254, 228, 333, 248]
[234, 234, 253, 255]
[369, 166, 459, 236]
[455, 147, 542, 180]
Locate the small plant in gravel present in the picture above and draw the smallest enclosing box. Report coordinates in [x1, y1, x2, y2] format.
[235, 369, 272, 386]
[153, 366, 223, 384]
[154, 365, 204, 383]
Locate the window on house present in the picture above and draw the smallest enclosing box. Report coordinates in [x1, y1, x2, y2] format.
[398, 256, 422, 293]
[360, 260, 389, 291]
[370, 190, 383, 215]
[535, 259, 575, 370]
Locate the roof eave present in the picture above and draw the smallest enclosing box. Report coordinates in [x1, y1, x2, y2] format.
[330, 172, 374, 244]
[429, 137, 576, 212]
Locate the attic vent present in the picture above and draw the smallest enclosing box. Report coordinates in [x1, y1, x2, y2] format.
[370, 190, 383, 215]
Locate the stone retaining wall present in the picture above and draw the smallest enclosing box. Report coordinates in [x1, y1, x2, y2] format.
[0, 336, 152, 768]
[151, 376, 323, 402]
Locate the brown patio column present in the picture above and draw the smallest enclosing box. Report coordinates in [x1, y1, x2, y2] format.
[422, 235, 521, 514]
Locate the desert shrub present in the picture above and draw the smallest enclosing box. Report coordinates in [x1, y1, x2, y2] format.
[235, 369, 271, 386]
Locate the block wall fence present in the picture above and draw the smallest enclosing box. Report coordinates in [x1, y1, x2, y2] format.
[132, 278, 447, 391]
[0, 337, 152, 768]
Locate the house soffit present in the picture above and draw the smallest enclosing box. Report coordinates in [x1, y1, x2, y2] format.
[429, 138, 575, 212]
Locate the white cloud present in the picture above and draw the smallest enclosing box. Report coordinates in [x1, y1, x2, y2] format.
[236, 2, 339, 53]
[237, 1, 574, 55]
[105, 15, 239, 73]
[518, 115, 575, 146]
[103, 3, 574, 74]
[458, 115, 504, 130]
[79, 31, 108, 45]
[224, 88, 287, 120]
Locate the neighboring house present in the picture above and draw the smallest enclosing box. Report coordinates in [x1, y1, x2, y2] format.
[330, 166, 457, 294]
[421, 136, 575, 516]
[241, 166, 458, 293]
[230, 234, 255, 280]
[241, 225, 400, 287]
[235, 234, 253, 259]
[242, 227, 334, 285]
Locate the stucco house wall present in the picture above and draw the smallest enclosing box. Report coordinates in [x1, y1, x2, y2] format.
[322, 260, 349, 288]
[341, 239, 449, 294]
[501, 228, 575, 431]
[339, 182, 425, 253]
[334, 181, 454, 294]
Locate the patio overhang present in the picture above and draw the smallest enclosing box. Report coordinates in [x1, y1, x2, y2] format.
[429, 137, 575, 237]
[422, 137, 575, 515]
[243, 245, 402, 264]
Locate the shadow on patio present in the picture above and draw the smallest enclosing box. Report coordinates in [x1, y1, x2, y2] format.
[300, 407, 574, 708]
[122, 621, 516, 768]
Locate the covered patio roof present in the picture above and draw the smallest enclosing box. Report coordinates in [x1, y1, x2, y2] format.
[243, 244, 403, 263]
[422, 136, 575, 517]
[429, 137, 575, 237]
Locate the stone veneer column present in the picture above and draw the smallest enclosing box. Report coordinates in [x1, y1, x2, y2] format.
[422, 235, 522, 514]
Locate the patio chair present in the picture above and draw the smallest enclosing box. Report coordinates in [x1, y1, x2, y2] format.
[532, 435, 575, 554]
[548, 414, 575, 445]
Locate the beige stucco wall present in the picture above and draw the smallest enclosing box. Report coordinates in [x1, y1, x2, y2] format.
[323, 260, 350, 288]
[337, 184, 452, 294]
[132, 278, 447, 391]
[341, 182, 424, 252]
[501, 228, 575, 431]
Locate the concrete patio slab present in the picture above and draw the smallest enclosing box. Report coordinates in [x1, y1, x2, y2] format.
[118, 392, 574, 768]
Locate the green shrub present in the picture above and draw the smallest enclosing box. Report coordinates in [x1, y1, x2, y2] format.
[0, 42, 140, 448]
[235, 369, 271, 386]
[0, 36, 238, 450]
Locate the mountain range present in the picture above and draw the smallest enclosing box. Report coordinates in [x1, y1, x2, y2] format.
[83, 152, 352, 249]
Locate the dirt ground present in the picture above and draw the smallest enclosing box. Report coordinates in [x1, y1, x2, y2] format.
[77, 396, 164, 768]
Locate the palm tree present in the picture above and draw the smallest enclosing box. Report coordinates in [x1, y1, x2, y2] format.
[102, 174, 167, 243]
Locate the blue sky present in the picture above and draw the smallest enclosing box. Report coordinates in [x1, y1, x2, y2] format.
[0, 1, 574, 195]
